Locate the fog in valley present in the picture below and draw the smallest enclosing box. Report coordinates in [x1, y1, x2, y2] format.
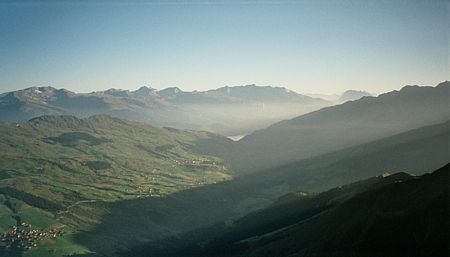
[0, 1, 448, 257]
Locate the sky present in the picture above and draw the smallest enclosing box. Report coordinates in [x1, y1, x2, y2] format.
[0, 0, 448, 94]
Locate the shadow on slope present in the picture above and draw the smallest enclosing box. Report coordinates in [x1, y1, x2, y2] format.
[216, 82, 449, 174]
[199, 164, 449, 257]
[73, 121, 449, 256]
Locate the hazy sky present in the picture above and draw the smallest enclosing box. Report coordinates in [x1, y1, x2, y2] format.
[0, 0, 448, 94]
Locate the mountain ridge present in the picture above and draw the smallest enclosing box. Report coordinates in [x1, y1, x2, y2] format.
[79, 120, 449, 257]
[0, 84, 330, 135]
[338, 89, 372, 102]
[174, 164, 449, 257]
[218, 81, 449, 174]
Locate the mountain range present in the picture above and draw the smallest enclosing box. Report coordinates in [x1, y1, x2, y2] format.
[211, 81, 449, 174]
[0, 85, 330, 136]
[306, 89, 373, 103]
[0, 81, 448, 257]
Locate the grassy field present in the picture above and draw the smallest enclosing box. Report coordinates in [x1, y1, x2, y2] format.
[0, 115, 231, 256]
[3, 115, 447, 257]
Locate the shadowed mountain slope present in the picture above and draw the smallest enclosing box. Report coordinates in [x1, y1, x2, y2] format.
[216, 82, 449, 174]
[197, 164, 449, 257]
[72, 120, 449, 257]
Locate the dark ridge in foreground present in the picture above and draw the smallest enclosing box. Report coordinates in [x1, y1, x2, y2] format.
[200, 164, 450, 257]
[136, 164, 448, 257]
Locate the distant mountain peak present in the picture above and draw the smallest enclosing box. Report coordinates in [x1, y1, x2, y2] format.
[206, 84, 327, 104]
[136, 85, 154, 91]
[133, 86, 156, 97]
[103, 88, 130, 97]
[342, 89, 370, 94]
[213, 84, 302, 96]
[10, 86, 78, 103]
[19, 86, 57, 94]
[158, 87, 183, 97]
[338, 90, 372, 102]
[30, 85, 55, 90]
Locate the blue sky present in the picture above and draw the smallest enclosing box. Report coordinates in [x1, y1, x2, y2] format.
[0, 0, 448, 94]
